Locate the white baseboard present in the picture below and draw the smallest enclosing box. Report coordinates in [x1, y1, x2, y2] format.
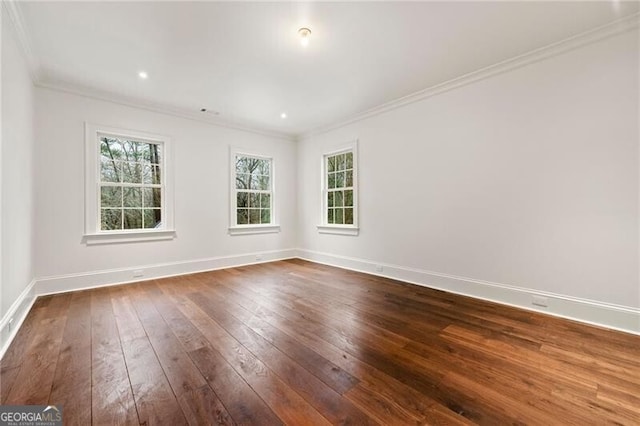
[2, 246, 638, 360]
[0, 279, 37, 359]
[296, 249, 640, 336]
[35, 249, 298, 296]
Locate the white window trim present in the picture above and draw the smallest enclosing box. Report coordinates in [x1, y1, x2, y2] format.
[317, 139, 359, 236]
[84, 123, 176, 245]
[228, 147, 280, 236]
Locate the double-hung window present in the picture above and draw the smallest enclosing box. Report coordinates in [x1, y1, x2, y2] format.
[229, 149, 279, 235]
[318, 140, 359, 235]
[85, 123, 175, 244]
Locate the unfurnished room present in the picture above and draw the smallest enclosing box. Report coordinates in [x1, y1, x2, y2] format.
[0, 1, 639, 424]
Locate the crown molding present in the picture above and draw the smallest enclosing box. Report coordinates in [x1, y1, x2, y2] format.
[3, 1, 294, 141]
[36, 80, 296, 141]
[300, 12, 640, 141]
[2, 0, 41, 84]
[4, 0, 638, 143]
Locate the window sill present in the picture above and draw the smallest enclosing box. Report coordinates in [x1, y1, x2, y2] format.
[228, 225, 281, 236]
[83, 229, 176, 245]
[317, 225, 359, 236]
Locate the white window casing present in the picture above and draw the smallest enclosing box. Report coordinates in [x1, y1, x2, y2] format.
[84, 123, 175, 245]
[317, 139, 359, 236]
[229, 146, 280, 236]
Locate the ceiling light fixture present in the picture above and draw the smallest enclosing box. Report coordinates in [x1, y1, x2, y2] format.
[298, 27, 311, 47]
[138, 71, 148, 79]
[281, 112, 287, 119]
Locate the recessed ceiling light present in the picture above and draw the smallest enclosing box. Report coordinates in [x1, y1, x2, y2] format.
[298, 28, 311, 47]
[138, 71, 148, 79]
[281, 112, 287, 119]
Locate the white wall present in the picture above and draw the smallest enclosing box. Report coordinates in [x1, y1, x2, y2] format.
[1, 10, 36, 317]
[34, 88, 297, 284]
[1, 11, 637, 340]
[298, 30, 639, 310]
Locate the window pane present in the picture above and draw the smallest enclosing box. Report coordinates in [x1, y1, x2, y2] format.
[249, 209, 260, 224]
[237, 192, 248, 208]
[328, 156, 336, 173]
[323, 148, 355, 228]
[257, 159, 270, 175]
[260, 193, 270, 209]
[328, 173, 336, 189]
[97, 133, 166, 233]
[100, 137, 123, 161]
[236, 173, 250, 189]
[249, 193, 260, 208]
[236, 156, 247, 174]
[123, 209, 143, 229]
[101, 208, 122, 230]
[142, 165, 161, 185]
[261, 208, 271, 224]
[101, 186, 122, 208]
[344, 190, 353, 207]
[346, 170, 353, 187]
[147, 143, 162, 165]
[249, 158, 258, 172]
[234, 154, 273, 227]
[121, 140, 146, 163]
[139, 143, 151, 163]
[123, 187, 142, 208]
[250, 174, 261, 190]
[142, 165, 152, 184]
[334, 191, 343, 207]
[120, 140, 135, 160]
[237, 209, 249, 224]
[144, 188, 161, 208]
[143, 209, 161, 228]
[153, 165, 161, 184]
[345, 208, 354, 225]
[238, 157, 266, 175]
[258, 175, 270, 190]
[100, 159, 121, 183]
[122, 162, 142, 184]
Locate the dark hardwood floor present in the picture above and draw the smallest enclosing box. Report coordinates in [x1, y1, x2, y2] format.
[1, 259, 639, 425]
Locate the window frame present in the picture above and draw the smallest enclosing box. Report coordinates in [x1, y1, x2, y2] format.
[317, 139, 359, 236]
[228, 147, 280, 235]
[84, 123, 175, 245]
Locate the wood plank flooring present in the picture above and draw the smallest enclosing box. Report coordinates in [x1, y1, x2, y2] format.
[1, 259, 639, 425]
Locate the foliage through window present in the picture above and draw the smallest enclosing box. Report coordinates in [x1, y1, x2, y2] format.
[325, 150, 355, 225]
[99, 135, 163, 230]
[234, 155, 272, 225]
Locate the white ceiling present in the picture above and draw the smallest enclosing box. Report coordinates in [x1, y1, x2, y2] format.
[17, 1, 640, 137]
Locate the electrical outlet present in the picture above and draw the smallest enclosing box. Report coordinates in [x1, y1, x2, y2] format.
[256, 254, 263, 261]
[133, 269, 144, 278]
[532, 295, 548, 308]
[375, 265, 384, 272]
